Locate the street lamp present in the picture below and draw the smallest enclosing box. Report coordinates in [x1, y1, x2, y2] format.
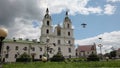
[42, 36, 56, 61]
[46, 36, 49, 60]
[98, 37, 103, 60]
[42, 36, 50, 61]
[0, 28, 8, 63]
[81, 23, 87, 28]
[98, 44, 103, 55]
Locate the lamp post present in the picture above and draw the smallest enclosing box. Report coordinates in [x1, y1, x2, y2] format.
[0, 28, 8, 63]
[46, 36, 49, 60]
[42, 36, 56, 62]
[98, 37, 103, 60]
[81, 23, 87, 28]
[98, 44, 103, 55]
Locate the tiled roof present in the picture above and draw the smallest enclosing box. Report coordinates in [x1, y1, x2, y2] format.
[117, 48, 120, 51]
[77, 45, 96, 52]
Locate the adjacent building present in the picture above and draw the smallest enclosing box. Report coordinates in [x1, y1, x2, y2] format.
[116, 48, 120, 58]
[76, 43, 97, 58]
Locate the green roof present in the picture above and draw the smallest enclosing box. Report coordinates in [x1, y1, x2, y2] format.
[3, 39, 45, 44]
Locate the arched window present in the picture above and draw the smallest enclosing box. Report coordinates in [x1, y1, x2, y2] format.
[67, 24, 70, 28]
[23, 47, 27, 51]
[68, 40, 71, 44]
[68, 32, 70, 36]
[5, 54, 9, 58]
[57, 28, 61, 36]
[47, 21, 49, 26]
[15, 46, 19, 50]
[32, 47, 35, 51]
[58, 40, 61, 44]
[46, 29, 49, 34]
[76, 53, 78, 56]
[39, 55, 42, 59]
[15, 54, 17, 58]
[92, 51, 94, 54]
[40, 47, 42, 51]
[68, 48, 71, 53]
[6, 46, 10, 51]
[58, 47, 61, 52]
[69, 55, 71, 58]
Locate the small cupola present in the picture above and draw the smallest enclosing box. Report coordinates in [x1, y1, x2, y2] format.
[44, 8, 51, 19]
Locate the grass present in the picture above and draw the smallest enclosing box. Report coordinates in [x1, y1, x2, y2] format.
[3, 60, 120, 68]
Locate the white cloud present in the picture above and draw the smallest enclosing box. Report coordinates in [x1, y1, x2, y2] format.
[0, 0, 118, 42]
[75, 31, 120, 54]
[39, 0, 118, 15]
[39, 0, 104, 15]
[107, 0, 120, 2]
[7, 17, 41, 41]
[104, 4, 116, 15]
[0, 0, 43, 41]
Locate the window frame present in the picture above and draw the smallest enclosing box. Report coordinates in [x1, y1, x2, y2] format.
[15, 46, 19, 50]
[58, 40, 61, 44]
[46, 29, 49, 34]
[68, 32, 70, 36]
[68, 48, 71, 53]
[47, 20, 50, 26]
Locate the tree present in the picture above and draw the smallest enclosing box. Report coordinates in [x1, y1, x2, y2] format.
[16, 53, 32, 62]
[104, 53, 111, 58]
[50, 51, 65, 62]
[87, 54, 100, 61]
[110, 50, 116, 58]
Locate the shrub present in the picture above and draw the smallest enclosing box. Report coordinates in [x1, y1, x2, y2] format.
[67, 58, 85, 62]
[16, 53, 32, 62]
[50, 51, 65, 62]
[33, 59, 41, 62]
[74, 58, 86, 62]
[110, 50, 116, 58]
[87, 54, 100, 61]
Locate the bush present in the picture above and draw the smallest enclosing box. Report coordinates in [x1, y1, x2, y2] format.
[73, 58, 86, 62]
[67, 58, 86, 62]
[110, 50, 116, 58]
[50, 51, 65, 62]
[16, 53, 32, 62]
[33, 59, 41, 62]
[87, 54, 100, 61]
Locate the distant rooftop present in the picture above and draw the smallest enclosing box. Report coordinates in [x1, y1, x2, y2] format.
[77, 44, 96, 52]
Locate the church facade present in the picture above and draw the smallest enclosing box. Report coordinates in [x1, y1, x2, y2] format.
[2, 8, 75, 62]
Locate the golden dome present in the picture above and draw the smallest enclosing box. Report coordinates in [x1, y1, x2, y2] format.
[0, 28, 8, 37]
[42, 56, 47, 62]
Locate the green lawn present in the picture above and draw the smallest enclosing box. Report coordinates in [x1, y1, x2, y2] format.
[3, 60, 120, 68]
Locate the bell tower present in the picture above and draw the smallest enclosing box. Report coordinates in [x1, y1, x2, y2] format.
[63, 11, 72, 29]
[42, 8, 52, 26]
[40, 8, 53, 43]
[63, 11, 74, 46]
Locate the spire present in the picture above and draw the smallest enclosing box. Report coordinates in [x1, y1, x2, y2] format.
[66, 11, 68, 17]
[44, 8, 51, 19]
[46, 8, 49, 14]
[64, 11, 70, 22]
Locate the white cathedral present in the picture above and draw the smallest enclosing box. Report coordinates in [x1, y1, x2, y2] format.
[2, 8, 75, 62]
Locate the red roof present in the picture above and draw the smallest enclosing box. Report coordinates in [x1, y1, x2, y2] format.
[117, 48, 120, 51]
[77, 45, 96, 52]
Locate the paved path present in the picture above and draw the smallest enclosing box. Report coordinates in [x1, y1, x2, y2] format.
[0, 62, 2, 68]
[0, 64, 2, 68]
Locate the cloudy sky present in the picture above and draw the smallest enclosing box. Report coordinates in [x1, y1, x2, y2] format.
[0, 0, 120, 53]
